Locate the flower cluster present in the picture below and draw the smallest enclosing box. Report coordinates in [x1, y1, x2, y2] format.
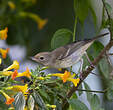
[0, 27, 80, 109]
[0, 28, 30, 108]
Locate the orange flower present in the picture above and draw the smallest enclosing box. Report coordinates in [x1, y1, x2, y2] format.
[51, 71, 80, 87]
[0, 27, 8, 40]
[16, 67, 31, 78]
[0, 48, 9, 59]
[3, 60, 19, 71]
[38, 19, 48, 30]
[0, 90, 14, 105]
[11, 70, 18, 80]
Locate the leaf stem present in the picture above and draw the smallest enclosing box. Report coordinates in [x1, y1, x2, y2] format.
[73, 16, 77, 42]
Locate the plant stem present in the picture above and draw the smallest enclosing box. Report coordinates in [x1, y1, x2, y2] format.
[73, 16, 77, 42]
[76, 89, 107, 93]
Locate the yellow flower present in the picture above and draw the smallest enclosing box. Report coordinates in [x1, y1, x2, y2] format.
[0, 90, 14, 105]
[0, 27, 8, 40]
[19, 12, 48, 30]
[6, 84, 28, 95]
[8, 1, 16, 10]
[51, 71, 80, 87]
[0, 48, 9, 59]
[0, 71, 14, 76]
[0, 58, 2, 64]
[37, 76, 45, 80]
[3, 60, 19, 71]
[46, 104, 56, 109]
[16, 67, 31, 78]
[38, 18, 48, 30]
[0, 70, 18, 80]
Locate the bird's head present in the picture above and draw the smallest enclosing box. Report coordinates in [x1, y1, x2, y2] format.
[31, 52, 51, 66]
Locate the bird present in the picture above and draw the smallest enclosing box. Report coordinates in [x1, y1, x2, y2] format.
[31, 33, 109, 69]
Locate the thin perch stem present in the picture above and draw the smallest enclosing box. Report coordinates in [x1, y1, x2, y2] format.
[73, 16, 77, 41]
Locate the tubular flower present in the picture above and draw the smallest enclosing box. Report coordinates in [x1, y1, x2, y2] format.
[0, 48, 9, 59]
[6, 84, 28, 95]
[3, 60, 19, 71]
[20, 12, 48, 30]
[0, 71, 14, 76]
[0, 58, 2, 64]
[8, 1, 16, 10]
[0, 27, 8, 40]
[51, 71, 80, 87]
[11, 70, 18, 80]
[38, 18, 48, 30]
[0, 90, 14, 105]
[16, 67, 31, 78]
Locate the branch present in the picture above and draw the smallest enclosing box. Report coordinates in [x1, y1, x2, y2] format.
[62, 39, 113, 109]
[76, 89, 107, 93]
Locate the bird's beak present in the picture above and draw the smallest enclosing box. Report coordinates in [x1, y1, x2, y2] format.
[29, 57, 37, 62]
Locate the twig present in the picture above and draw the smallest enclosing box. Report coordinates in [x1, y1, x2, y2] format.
[107, 53, 113, 56]
[62, 39, 113, 109]
[76, 88, 107, 93]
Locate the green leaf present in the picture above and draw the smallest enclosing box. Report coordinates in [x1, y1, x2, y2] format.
[33, 91, 46, 110]
[92, 41, 104, 57]
[39, 88, 50, 101]
[27, 95, 34, 110]
[105, 2, 112, 14]
[74, 0, 96, 25]
[13, 92, 25, 110]
[78, 83, 83, 96]
[98, 58, 111, 79]
[84, 82, 93, 102]
[106, 79, 113, 100]
[84, 82, 103, 110]
[51, 28, 72, 49]
[90, 94, 100, 110]
[106, 89, 113, 100]
[69, 99, 89, 110]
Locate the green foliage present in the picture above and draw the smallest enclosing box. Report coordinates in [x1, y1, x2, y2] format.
[84, 82, 104, 110]
[69, 99, 89, 110]
[51, 28, 73, 49]
[13, 92, 25, 110]
[74, 0, 96, 25]
[0, 0, 113, 109]
[99, 58, 111, 79]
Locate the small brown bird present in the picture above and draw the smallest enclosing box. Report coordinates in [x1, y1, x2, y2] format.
[31, 33, 109, 68]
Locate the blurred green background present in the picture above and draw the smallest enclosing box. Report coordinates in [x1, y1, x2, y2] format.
[0, 0, 75, 57]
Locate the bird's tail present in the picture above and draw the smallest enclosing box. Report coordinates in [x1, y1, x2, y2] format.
[91, 32, 109, 41]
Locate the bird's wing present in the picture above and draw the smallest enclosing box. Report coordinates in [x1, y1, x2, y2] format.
[52, 40, 91, 60]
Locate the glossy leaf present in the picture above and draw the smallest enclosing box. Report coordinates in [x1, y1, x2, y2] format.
[51, 28, 72, 49]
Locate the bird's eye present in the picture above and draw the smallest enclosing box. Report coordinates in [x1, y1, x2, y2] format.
[39, 56, 44, 60]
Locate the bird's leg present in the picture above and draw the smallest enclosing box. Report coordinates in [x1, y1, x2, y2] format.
[84, 51, 94, 68]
